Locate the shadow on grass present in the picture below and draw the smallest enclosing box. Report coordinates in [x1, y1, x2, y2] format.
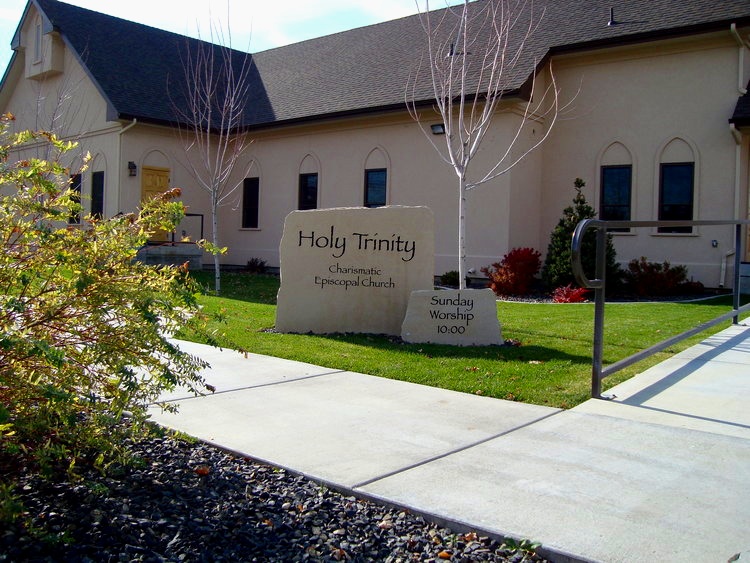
[675, 294, 750, 307]
[192, 272, 279, 305]
[314, 332, 593, 366]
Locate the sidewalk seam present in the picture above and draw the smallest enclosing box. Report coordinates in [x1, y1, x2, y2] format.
[350, 409, 563, 490]
[152, 369, 348, 404]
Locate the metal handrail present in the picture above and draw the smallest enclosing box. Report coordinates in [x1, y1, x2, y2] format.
[571, 218, 750, 398]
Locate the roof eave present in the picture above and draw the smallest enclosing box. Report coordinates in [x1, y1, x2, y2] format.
[550, 17, 750, 57]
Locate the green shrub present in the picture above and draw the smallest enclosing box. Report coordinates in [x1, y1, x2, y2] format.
[481, 247, 541, 296]
[542, 178, 622, 291]
[624, 257, 704, 297]
[439, 270, 460, 287]
[0, 482, 23, 525]
[0, 114, 212, 483]
[245, 257, 268, 274]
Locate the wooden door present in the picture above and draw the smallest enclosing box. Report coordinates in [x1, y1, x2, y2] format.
[141, 166, 171, 241]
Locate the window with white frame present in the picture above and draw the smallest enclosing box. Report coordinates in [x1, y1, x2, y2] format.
[298, 173, 318, 210]
[68, 173, 81, 224]
[600, 165, 632, 232]
[242, 177, 259, 228]
[364, 168, 387, 208]
[91, 171, 105, 219]
[658, 162, 694, 233]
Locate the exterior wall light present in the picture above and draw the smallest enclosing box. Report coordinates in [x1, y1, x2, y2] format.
[430, 123, 446, 135]
[128, 161, 137, 177]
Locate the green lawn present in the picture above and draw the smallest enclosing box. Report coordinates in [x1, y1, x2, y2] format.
[181, 272, 746, 409]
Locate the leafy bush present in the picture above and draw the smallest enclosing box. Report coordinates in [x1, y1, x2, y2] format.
[245, 257, 268, 274]
[439, 270, 460, 287]
[481, 247, 541, 296]
[0, 114, 212, 481]
[552, 284, 590, 303]
[624, 257, 704, 297]
[541, 178, 622, 291]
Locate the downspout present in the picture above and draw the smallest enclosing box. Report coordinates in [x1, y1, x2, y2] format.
[731, 123, 743, 221]
[730, 123, 743, 283]
[720, 249, 736, 288]
[117, 118, 137, 213]
[731, 23, 748, 95]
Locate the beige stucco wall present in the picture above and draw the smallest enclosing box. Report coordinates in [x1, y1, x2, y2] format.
[2, 4, 123, 220]
[208, 103, 550, 277]
[2, 12, 747, 288]
[540, 32, 747, 287]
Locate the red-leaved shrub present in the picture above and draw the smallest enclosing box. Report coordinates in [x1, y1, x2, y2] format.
[552, 284, 589, 303]
[482, 247, 541, 296]
[625, 257, 704, 297]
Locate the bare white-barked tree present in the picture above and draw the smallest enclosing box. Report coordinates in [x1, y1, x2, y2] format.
[408, 0, 560, 289]
[172, 22, 254, 295]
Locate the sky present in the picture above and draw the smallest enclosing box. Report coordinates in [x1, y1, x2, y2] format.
[0, 0, 462, 75]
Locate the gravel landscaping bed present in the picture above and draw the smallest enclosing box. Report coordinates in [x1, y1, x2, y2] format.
[2, 432, 548, 562]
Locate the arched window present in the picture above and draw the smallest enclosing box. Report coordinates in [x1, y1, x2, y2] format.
[657, 138, 696, 233]
[242, 158, 261, 229]
[89, 153, 107, 219]
[599, 142, 633, 232]
[298, 154, 320, 210]
[363, 148, 389, 208]
[34, 17, 42, 62]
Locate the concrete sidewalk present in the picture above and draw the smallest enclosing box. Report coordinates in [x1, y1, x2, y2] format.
[148, 323, 750, 563]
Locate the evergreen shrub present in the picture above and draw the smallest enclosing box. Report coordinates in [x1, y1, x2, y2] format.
[541, 178, 622, 291]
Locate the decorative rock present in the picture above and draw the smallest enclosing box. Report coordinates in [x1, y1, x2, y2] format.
[276, 206, 434, 335]
[401, 288, 502, 346]
[2, 428, 547, 562]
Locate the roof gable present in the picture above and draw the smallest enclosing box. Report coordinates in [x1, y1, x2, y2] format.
[32, 0, 272, 126]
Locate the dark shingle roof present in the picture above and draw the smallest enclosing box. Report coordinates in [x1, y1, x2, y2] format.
[29, 0, 750, 129]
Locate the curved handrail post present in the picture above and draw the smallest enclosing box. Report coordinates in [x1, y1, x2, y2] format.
[591, 226, 607, 398]
[571, 217, 750, 400]
[571, 218, 602, 289]
[571, 219, 607, 398]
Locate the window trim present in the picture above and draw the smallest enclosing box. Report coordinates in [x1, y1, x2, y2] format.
[33, 20, 42, 63]
[600, 164, 632, 233]
[363, 168, 387, 208]
[68, 173, 81, 225]
[91, 170, 105, 219]
[298, 172, 318, 211]
[657, 161, 694, 234]
[241, 177, 260, 229]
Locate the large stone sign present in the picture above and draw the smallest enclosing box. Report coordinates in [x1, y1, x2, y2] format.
[401, 289, 502, 346]
[276, 206, 434, 335]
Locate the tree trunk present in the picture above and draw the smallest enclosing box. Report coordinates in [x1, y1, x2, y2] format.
[458, 176, 467, 290]
[212, 198, 221, 295]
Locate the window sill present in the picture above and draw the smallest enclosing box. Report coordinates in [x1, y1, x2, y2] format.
[239, 227, 261, 231]
[649, 231, 699, 237]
